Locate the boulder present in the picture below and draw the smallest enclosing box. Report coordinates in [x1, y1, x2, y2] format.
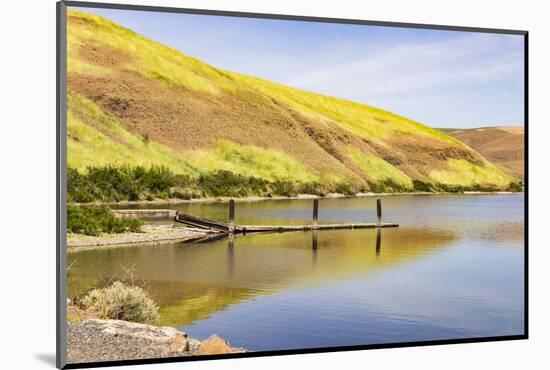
[166, 333, 189, 353]
[199, 334, 235, 355]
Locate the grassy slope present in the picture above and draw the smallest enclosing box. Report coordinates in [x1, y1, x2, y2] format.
[67, 10, 513, 191]
[441, 126, 524, 180]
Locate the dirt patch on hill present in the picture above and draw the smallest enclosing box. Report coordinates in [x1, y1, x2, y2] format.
[76, 40, 134, 69]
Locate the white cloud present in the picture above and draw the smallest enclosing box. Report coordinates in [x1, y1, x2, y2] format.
[284, 33, 523, 100]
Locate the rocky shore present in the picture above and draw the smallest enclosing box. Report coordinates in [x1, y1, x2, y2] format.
[67, 318, 244, 364]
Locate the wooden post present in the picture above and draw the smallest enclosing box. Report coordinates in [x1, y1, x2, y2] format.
[376, 199, 382, 226]
[312, 199, 319, 229]
[229, 199, 235, 234]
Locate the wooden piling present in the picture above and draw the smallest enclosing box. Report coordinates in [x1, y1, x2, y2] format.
[376, 199, 382, 226]
[175, 196, 398, 238]
[229, 199, 235, 234]
[312, 199, 319, 229]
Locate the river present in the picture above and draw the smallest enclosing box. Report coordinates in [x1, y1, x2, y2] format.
[68, 194, 525, 351]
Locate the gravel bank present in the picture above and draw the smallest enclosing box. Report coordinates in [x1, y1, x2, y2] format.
[67, 224, 218, 249]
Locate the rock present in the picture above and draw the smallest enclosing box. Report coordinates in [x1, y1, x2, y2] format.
[67, 318, 244, 364]
[199, 334, 235, 355]
[167, 333, 189, 353]
[67, 319, 197, 363]
[95, 319, 184, 344]
[324, 193, 346, 198]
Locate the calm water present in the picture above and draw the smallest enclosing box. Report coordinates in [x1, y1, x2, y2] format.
[68, 195, 525, 351]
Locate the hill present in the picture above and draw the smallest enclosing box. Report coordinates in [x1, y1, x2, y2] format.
[66, 10, 515, 199]
[441, 126, 524, 180]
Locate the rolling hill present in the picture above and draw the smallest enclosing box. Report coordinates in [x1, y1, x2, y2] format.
[66, 10, 514, 195]
[441, 126, 524, 180]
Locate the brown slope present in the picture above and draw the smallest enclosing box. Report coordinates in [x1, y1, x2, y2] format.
[444, 126, 525, 179]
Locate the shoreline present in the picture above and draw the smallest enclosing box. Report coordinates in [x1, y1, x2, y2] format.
[67, 224, 218, 250]
[72, 190, 522, 207]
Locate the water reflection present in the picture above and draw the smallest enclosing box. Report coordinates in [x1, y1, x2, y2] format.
[69, 195, 524, 346]
[69, 226, 456, 327]
[376, 229, 381, 257]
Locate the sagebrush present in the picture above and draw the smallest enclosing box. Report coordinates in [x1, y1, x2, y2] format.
[81, 281, 159, 325]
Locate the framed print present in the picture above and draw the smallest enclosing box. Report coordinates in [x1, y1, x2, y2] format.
[57, 1, 528, 368]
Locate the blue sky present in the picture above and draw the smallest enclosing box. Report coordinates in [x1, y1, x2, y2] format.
[74, 7, 525, 129]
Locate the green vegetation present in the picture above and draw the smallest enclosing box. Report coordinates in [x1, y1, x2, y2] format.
[68, 165, 331, 202]
[68, 164, 523, 204]
[68, 165, 187, 202]
[189, 140, 319, 183]
[368, 179, 412, 193]
[348, 148, 413, 189]
[429, 159, 512, 187]
[413, 179, 520, 193]
[67, 204, 143, 235]
[81, 281, 159, 325]
[507, 181, 524, 192]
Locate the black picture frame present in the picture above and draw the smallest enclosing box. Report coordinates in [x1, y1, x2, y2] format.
[56, 1, 529, 368]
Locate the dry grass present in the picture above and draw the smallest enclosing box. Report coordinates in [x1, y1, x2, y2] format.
[81, 281, 160, 325]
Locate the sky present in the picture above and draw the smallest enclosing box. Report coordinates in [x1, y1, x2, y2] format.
[74, 7, 525, 129]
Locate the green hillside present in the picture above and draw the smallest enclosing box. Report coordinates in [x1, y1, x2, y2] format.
[66, 10, 515, 200]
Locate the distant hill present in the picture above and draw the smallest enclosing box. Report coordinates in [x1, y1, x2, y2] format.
[440, 126, 524, 180]
[66, 10, 513, 194]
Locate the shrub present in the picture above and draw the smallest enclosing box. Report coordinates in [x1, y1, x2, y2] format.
[412, 180, 434, 192]
[199, 170, 249, 197]
[81, 281, 159, 325]
[198, 170, 281, 197]
[334, 181, 355, 195]
[141, 133, 150, 145]
[433, 183, 464, 193]
[270, 180, 297, 197]
[67, 205, 143, 235]
[368, 179, 412, 193]
[507, 181, 523, 192]
[73, 165, 511, 200]
[297, 182, 326, 196]
[169, 187, 201, 200]
[68, 165, 182, 203]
